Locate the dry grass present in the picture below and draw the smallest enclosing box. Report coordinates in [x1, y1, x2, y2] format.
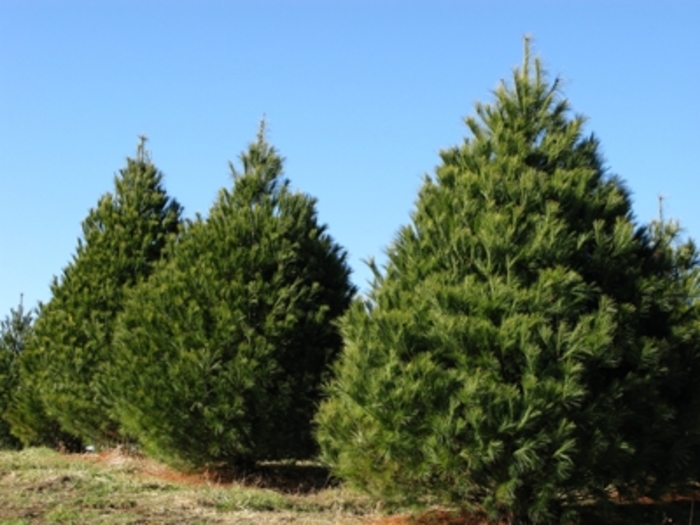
[0, 447, 378, 524]
[1, 448, 697, 524]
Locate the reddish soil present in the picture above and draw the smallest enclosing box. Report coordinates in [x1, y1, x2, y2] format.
[79, 447, 210, 486]
[70, 447, 335, 494]
[67, 449, 700, 524]
[369, 510, 506, 525]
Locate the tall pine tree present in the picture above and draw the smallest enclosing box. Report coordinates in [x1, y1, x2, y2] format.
[11, 138, 182, 445]
[316, 41, 700, 522]
[110, 125, 355, 470]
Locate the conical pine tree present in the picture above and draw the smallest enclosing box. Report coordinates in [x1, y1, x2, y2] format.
[315, 41, 700, 522]
[10, 139, 182, 445]
[111, 125, 355, 469]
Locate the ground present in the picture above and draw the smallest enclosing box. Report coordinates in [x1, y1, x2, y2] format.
[0, 447, 374, 524]
[0, 447, 696, 524]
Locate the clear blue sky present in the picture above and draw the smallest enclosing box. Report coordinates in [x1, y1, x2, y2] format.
[1, 0, 699, 317]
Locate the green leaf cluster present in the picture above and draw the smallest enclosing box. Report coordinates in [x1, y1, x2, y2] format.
[109, 127, 355, 469]
[315, 41, 700, 522]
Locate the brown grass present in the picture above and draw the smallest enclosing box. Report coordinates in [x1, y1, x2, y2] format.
[0, 447, 377, 524]
[2, 448, 698, 524]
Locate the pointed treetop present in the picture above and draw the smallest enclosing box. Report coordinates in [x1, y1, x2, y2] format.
[229, 119, 285, 194]
[137, 134, 150, 163]
[257, 114, 267, 142]
[522, 34, 532, 78]
[460, 34, 576, 159]
[658, 194, 667, 223]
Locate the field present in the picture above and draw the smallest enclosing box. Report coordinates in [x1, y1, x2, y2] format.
[0, 447, 379, 524]
[0, 447, 697, 524]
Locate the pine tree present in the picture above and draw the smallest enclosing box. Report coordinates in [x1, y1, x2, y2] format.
[0, 296, 33, 449]
[315, 41, 700, 522]
[11, 138, 182, 445]
[111, 125, 355, 470]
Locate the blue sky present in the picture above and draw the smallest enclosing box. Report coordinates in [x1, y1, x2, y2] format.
[1, 0, 699, 317]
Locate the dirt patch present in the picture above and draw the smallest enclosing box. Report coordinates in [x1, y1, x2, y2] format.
[83, 447, 208, 486]
[73, 447, 336, 494]
[369, 510, 507, 525]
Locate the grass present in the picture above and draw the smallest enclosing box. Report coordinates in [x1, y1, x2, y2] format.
[1, 447, 698, 524]
[0, 447, 379, 524]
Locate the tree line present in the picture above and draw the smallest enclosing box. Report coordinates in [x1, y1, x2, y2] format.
[3, 41, 700, 523]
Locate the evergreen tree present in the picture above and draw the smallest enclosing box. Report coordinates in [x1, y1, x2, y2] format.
[10, 138, 182, 445]
[111, 125, 355, 470]
[0, 296, 33, 449]
[315, 41, 700, 522]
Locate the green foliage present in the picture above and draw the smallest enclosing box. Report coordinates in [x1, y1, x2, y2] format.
[316, 41, 700, 522]
[10, 139, 182, 446]
[3, 301, 74, 450]
[110, 126, 355, 470]
[0, 297, 33, 449]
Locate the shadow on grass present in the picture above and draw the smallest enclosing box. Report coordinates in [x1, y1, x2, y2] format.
[577, 499, 695, 524]
[201, 462, 339, 495]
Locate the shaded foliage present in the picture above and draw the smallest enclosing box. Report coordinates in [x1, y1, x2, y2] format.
[0, 297, 33, 449]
